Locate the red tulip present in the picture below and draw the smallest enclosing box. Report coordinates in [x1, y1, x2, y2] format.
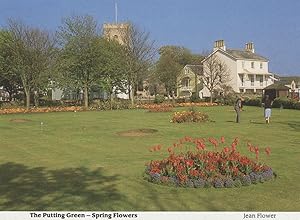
[220, 136, 225, 143]
[265, 147, 271, 156]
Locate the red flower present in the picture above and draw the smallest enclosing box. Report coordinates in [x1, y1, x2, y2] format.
[186, 159, 194, 167]
[209, 137, 219, 147]
[254, 146, 259, 160]
[189, 169, 199, 177]
[265, 147, 271, 156]
[220, 136, 225, 143]
[249, 146, 255, 153]
[176, 164, 184, 172]
[234, 137, 239, 144]
[223, 147, 230, 153]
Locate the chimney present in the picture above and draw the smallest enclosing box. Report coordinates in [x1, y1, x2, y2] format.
[213, 40, 226, 51]
[245, 42, 255, 53]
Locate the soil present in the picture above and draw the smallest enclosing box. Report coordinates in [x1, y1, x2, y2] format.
[9, 119, 32, 123]
[117, 128, 158, 137]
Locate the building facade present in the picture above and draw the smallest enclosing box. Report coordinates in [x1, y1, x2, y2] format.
[103, 23, 130, 46]
[177, 65, 203, 98]
[201, 40, 275, 97]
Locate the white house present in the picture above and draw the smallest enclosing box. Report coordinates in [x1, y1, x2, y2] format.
[201, 40, 275, 97]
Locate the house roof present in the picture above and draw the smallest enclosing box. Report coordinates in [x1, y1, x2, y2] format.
[226, 49, 268, 61]
[201, 48, 269, 64]
[264, 84, 290, 90]
[185, 65, 203, 75]
[277, 76, 300, 85]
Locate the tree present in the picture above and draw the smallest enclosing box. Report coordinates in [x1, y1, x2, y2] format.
[121, 23, 156, 106]
[201, 54, 230, 103]
[155, 52, 182, 98]
[0, 31, 22, 101]
[56, 15, 103, 109]
[97, 39, 128, 109]
[155, 46, 203, 99]
[1, 19, 56, 109]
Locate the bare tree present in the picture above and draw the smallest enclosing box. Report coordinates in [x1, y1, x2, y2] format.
[121, 23, 156, 106]
[201, 54, 230, 103]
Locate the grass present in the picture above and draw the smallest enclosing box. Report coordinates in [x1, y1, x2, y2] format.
[0, 106, 299, 211]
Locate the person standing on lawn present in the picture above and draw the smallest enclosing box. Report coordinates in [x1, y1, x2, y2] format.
[234, 97, 242, 123]
[263, 94, 273, 124]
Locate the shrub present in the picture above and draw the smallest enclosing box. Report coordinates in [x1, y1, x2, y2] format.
[170, 110, 209, 123]
[190, 92, 201, 103]
[243, 97, 262, 107]
[272, 97, 298, 109]
[154, 94, 165, 104]
[89, 99, 131, 110]
[294, 102, 300, 110]
[145, 136, 275, 188]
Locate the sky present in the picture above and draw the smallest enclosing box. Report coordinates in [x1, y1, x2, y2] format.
[0, 0, 300, 75]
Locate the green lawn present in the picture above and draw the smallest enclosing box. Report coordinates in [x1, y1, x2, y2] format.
[0, 106, 299, 211]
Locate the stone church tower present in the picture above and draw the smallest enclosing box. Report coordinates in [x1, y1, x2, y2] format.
[103, 23, 130, 45]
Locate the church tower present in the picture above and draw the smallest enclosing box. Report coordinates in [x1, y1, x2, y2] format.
[102, 1, 129, 45]
[103, 23, 129, 45]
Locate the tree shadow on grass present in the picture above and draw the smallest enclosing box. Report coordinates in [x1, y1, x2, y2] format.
[126, 179, 220, 211]
[0, 162, 124, 210]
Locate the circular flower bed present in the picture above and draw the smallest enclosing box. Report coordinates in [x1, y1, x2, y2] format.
[144, 136, 275, 188]
[170, 110, 209, 123]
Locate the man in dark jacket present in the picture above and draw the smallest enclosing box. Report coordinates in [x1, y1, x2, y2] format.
[263, 95, 273, 124]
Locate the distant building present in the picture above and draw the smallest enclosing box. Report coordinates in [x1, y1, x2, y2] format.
[274, 76, 300, 100]
[201, 40, 275, 97]
[103, 23, 130, 45]
[177, 65, 203, 98]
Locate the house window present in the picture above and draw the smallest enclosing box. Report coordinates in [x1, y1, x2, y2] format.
[260, 62, 263, 69]
[257, 75, 263, 86]
[259, 76, 263, 86]
[250, 75, 254, 86]
[251, 62, 255, 68]
[181, 77, 190, 89]
[239, 74, 244, 86]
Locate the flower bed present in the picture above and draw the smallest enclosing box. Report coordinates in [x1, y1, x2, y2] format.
[177, 102, 218, 107]
[144, 136, 275, 188]
[171, 110, 209, 123]
[147, 104, 173, 112]
[0, 106, 84, 114]
[136, 102, 218, 109]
